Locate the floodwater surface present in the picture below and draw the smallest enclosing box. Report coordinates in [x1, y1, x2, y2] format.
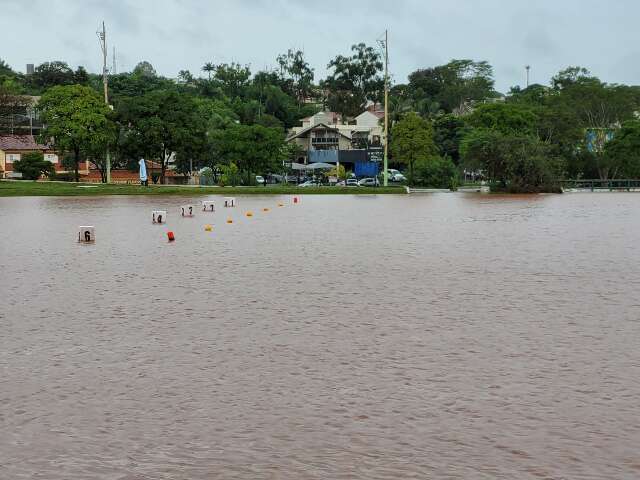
[1, 193, 639, 479]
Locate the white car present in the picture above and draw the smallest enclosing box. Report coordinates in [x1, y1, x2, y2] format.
[299, 180, 320, 187]
[358, 177, 380, 187]
[391, 173, 407, 182]
[255, 175, 266, 185]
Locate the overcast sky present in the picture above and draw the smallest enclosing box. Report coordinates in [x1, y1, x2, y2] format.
[2, 0, 639, 92]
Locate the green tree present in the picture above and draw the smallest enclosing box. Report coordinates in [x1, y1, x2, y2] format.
[0, 86, 31, 134]
[117, 89, 206, 183]
[433, 114, 467, 165]
[277, 49, 315, 104]
[12, 151, 54, 180]
[217, 162, 241, 186]
[0, 59, 14, 77]
[39, 85, 113, 181]
[461, 129, 561, 192]
[322, 43, 383, 120]
[603, 120, 640, 179]
[107, 72, 175, 101]
[408, 60, 496, 113]
[202, 62, 215, 80]
[465, 102, 537, 136]
[328, 164, 349, 184]
[211, 123, 285, 184]
[177, 70, 195, 85]
[74, 66, 90, 85]
[27, 61, 76, 92]
[133, 61, 157, 77]
[413, 155, 458, 189]
[390, 112, 438, 185]
[214, 63, 251, 99]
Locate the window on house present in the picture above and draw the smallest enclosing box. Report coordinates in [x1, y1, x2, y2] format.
[6, 154, 20, 163]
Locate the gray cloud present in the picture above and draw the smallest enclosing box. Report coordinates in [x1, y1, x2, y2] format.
[1, 0, 638, 92]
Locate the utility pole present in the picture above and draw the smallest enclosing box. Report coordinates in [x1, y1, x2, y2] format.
[97, 21, 111, 183]
[526, 65, 531, 88]
[383, 30, 389, 187]
[112, 46, 117, 75]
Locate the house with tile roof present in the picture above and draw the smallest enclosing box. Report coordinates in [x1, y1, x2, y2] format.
[0, 134, 87, 179]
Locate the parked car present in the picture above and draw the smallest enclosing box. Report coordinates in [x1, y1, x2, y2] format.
[268, 174, 285, 184]
[298, 180, 321, 187]
[391, 173, 407, 182]
[255, 175, 266, 185]
[358, 177, 380, 187]
[346, 178, 359, 187]
[285, 175, 299, 184]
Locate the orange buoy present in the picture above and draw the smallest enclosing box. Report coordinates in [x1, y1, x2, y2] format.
[226, 218, 233, 224]
[245, 211, 254, 217]
[277, 202, 284, 207]
[204, 224, 213, 232]
[262, 207, 270, 212]
[167, 231, 175, 242]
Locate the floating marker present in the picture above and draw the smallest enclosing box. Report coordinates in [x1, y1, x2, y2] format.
[152, 210, 167, 224]
[277, 202, 284, 207]
[245, 211, 254, 217]
[224, 197, 236, 207]
[181, 205, 195, 217]
[167, 231, 175, 242]
[202, 200, 215, 212]
[293, 196, 300, 204]
[78, 226, 95, 243]
[226, 218, 233, 224]
[204, 224, 213, 232]
[262, 208, 270, 212]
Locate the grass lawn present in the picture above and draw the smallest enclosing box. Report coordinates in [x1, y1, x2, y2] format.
[0, 180, 406, 197]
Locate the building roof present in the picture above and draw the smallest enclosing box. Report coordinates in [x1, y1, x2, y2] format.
[0, 135, 49, 151]
[286, 122, 352, 141]
[357, 110, 385, 119]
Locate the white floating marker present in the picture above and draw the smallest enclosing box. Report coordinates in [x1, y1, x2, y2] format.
[78, 226, 95, 243]
[224, 197, 236, 208]
[180, 205, 195, 217]
[152, 210, 167, 224]
[202, 200, 215, 212]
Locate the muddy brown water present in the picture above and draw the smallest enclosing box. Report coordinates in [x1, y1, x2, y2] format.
[1, 193, 639, 479]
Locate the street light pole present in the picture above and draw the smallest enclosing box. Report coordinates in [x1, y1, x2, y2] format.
[525, 65, 531, 89]
[383, 29, 389, 187]
[98, 21, 111, 183]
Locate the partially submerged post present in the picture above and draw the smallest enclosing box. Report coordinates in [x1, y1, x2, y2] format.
[78, 226, 95, 243]
[152, 210, 167, 224]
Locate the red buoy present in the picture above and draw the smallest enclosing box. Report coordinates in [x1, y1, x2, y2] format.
[167, 231, 175, 242]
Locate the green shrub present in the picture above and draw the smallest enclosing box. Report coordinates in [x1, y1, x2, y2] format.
[12, 152, 54, 180]
[217, 162, 241, 186]
[412, 155, 458, 189]
[49, 171, 76, 182]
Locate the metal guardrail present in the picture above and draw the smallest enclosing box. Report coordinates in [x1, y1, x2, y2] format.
[560, 179, 640, 191]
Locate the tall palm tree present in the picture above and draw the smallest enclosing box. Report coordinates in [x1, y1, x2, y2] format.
[202, 62, 215, 80]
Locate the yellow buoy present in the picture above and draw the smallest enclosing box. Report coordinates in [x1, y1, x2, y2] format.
[204, 224, 213, 232]
[262, 207, 270, 212]
[245, 211, 253, 217]
[277, 202, 284, 207]
[226, 218, 233, 224]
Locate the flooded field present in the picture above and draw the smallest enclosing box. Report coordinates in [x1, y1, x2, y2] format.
[1, 193, 639, 479]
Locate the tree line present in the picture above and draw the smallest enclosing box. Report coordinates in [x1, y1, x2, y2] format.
[2, 51, 640, 190]
[389, 63, 640, 191]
